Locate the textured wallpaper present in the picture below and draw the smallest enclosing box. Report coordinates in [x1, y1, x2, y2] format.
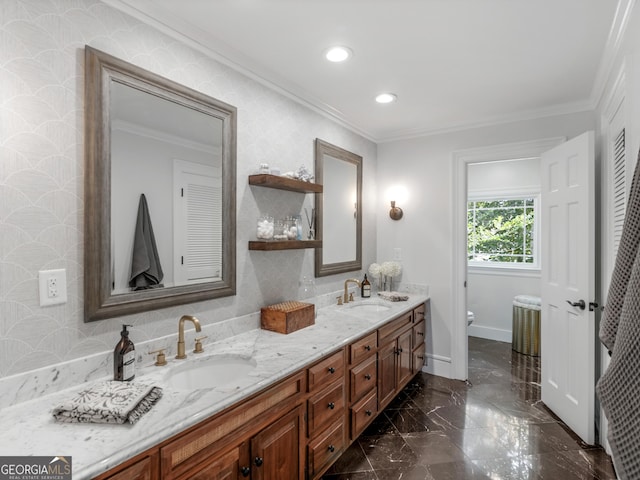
[0, 0, 377, 377]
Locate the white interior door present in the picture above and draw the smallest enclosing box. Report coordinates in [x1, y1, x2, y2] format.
[540, 131, 596, 444]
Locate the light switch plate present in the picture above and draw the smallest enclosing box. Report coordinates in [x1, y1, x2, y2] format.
[39, 269, 67, 306]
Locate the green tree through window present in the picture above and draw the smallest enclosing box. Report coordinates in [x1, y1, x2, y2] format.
[468, 198, 536, 264]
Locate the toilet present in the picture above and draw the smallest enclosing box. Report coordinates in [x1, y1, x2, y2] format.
[467, 310, 475, 326]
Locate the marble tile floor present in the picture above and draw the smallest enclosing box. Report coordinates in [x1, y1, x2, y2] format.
[322, 336, 617, 480]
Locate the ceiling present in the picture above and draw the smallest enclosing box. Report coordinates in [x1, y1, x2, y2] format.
[111, 0, 620, 142]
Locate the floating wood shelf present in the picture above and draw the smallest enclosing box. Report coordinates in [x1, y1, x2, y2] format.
[248, 240, 322, 251]
[249, 174, 323, 193]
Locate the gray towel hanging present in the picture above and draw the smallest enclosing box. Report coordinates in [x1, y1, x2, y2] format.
[597, 148, 640, 479]
[129, 194, 164, 290]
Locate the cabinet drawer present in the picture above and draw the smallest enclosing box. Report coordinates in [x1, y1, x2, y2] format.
[350, 389, 377, 440]
[413, 304, 426, 323]
[349, 332, 377, 365]
[308, 349, 345, 392]
[349, 355, 377, 403]
[307, 381, 345, 436]
[412, 320, 425, 349]
[378, 311, 413, 343]
[307, 421, 345, 480]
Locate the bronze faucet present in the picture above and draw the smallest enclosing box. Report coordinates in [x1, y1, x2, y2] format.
[176, 315, 202, 359]
[343, 278, 361, 304]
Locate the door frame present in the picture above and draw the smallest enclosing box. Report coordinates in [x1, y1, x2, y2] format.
[451, 137, 565, 380]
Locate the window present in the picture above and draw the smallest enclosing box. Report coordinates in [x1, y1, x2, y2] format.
[468, 196, 539, 268]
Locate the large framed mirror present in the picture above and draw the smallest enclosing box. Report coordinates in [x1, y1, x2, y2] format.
[84, 46, 236, 322]
[314, 139, 362, 277]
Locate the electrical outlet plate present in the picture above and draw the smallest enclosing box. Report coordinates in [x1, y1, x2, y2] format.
[39, 269, 67, 306]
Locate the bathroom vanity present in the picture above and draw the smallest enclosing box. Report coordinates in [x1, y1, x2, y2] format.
[0, 295, 428, 480]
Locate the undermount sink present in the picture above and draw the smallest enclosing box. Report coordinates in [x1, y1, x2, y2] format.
[165, 354, 257, 390]
[346, 300, 392, 313]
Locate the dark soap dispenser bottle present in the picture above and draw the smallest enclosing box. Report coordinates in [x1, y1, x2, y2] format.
[361, 274, 371, 298]
[114, 324, 135, 381]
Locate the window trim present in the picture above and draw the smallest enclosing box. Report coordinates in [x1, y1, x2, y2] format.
[467, 188, 541, 271]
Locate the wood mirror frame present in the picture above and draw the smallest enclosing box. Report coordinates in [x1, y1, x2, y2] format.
[84, 46, 236, 322]
[314, 138, 362, 277]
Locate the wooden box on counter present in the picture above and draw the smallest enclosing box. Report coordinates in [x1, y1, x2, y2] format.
[261, 301, 315, 334]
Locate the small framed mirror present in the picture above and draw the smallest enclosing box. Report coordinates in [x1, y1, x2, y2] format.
[84, 46, 236, 321]
[314, 139, 362, 277]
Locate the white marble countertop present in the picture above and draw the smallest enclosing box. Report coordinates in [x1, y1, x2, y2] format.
[0, 294, 427, 479]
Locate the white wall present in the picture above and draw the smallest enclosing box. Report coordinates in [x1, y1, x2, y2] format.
[377, 111, 596, 377]
[0, 0, 377, 378]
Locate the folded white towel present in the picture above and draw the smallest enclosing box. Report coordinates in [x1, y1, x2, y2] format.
[377, 291, 409, 302]
[52, 381, 162, 425]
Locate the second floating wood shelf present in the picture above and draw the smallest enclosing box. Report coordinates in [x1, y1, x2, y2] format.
[248, 240, 322, 251]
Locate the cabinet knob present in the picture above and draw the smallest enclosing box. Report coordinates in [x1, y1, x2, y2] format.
[328, 445, 335, 453]
[254, 457, 263, 467]
[365, 410, 372, 416]
[364, 374, 372, 380]
[328, 402, 335, 410]
[364, 345, 371, 351]
[328, 367, 335, 374]
[240, 466, 250, 477]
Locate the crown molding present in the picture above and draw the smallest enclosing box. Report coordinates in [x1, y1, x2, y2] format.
[590, 0, 636, 110]
[104, 0, 626, 145]
[102, 0, 376, 142]
[376, 101, 593, 144]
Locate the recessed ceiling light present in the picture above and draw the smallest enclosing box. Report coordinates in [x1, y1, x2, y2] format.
[325, 46, 352, 63]
[375, 93, 397, 104]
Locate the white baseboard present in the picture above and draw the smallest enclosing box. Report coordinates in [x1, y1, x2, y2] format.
[424, 353, 452, 378]
[468, 324, 512, 343]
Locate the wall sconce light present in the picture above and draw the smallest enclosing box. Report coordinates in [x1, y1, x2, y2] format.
[389, 201, 403, 220]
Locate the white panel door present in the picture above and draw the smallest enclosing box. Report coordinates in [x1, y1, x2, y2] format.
[173, 160, 222, 285]
[540, 131, 595, 444]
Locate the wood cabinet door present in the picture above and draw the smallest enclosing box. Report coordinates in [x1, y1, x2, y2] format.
[397, 329, 413, 388]
[250, 406, 304, 480]
[377, 340, 397, 409]
[188, 447, 242, 480]
[105, 455, 156, 480]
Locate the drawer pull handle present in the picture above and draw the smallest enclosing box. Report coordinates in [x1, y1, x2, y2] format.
[328, 445, 335, 453]
[328, 402, 335, 410]
[364, 374, 372, 380]
[364, 345, 371, 351]
[328, 367, 335, 374]
[417, 331, 424, 336]
[365, 410, 372, 416]
[254, 457, 263, 467]
[417, 355, 425, 361]
[241, 466, 250, 477]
